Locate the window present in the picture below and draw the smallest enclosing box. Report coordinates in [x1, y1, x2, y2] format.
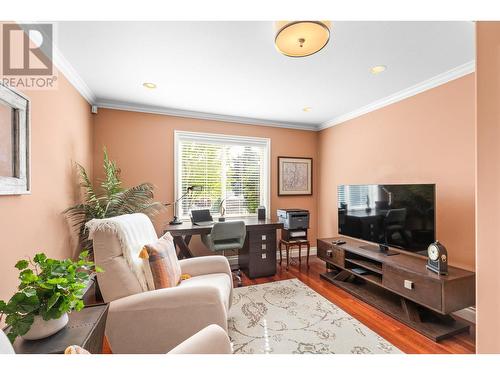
[175, 131, 270, 219]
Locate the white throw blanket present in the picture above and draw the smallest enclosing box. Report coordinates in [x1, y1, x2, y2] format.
[86, 213, 158, 292]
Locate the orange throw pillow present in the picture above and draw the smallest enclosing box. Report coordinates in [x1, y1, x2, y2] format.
[140, 232, 182, 289]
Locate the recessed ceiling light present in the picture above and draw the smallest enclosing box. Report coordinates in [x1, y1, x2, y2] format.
[302, 107, 312, 112]
[370, 65, 387, 75]
[143, 82, 157, 89]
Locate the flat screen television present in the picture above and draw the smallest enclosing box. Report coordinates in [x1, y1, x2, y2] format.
[337, 184, 435, 254]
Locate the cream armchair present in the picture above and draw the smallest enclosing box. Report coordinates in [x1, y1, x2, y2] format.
[168, 324, 232, 354]
[86, 213, 233, 354]
[0, 324, 232, 355]
[0, 330, 15, 354]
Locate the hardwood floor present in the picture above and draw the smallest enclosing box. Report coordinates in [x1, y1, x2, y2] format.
[240, 256, 475, 354]
[102, 255, 475, 354]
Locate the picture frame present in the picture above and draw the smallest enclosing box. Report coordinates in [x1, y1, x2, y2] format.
[278, 156, 313, 196]
[0, 84, 30, 195]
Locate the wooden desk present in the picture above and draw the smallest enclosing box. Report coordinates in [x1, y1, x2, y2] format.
[164, 218, 283, 278]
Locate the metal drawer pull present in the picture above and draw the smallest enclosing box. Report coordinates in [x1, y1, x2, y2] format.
[262, 253, 267, 259]
[261, 244, 266, 250]
[404, 280, 414, 290]
[261, 235, 266, 240]
[326, 249, 333, 257]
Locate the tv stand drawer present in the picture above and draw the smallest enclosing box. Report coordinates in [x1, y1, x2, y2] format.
[383, 265, 442, 312]
[317, 240, 344, 267]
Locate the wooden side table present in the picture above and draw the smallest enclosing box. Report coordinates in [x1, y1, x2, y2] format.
[279, 239, 311, 270]
[11, 304, 108, 354]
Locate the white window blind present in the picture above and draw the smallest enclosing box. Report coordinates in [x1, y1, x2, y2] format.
[175, 131, 270, 219]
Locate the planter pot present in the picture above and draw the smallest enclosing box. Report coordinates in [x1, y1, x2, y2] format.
[22, 313, 69, 340]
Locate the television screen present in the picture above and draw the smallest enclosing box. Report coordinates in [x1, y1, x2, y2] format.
[337, 184, 435, 253]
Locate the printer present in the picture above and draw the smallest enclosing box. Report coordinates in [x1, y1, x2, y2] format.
[277, 208, 310, 230]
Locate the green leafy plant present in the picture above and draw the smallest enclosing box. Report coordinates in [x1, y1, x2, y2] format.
[64, 148, 164, 253]
[0, 251, 102, 343]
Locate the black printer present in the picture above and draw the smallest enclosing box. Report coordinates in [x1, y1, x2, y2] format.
[277, 209, 310, 230]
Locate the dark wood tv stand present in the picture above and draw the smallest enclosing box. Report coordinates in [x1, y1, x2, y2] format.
[317, 237, 475, 341]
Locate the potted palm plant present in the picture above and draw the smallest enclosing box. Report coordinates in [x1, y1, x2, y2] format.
[0, 251, 102, 343]
[65, 148, 165, 253]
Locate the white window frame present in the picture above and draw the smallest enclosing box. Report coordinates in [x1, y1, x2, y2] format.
[174, 130, 271, 220]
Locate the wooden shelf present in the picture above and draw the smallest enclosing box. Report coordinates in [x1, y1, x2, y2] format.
[345, 258, 383, 274]
[348, 270, 383, 286]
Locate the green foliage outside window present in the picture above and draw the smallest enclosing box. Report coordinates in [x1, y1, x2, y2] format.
[180, 142, 262, 216]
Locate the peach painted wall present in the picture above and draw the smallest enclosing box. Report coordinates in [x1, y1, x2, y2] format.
[476, 22, 500, 354]
[318, 74, 475, 271]
[0, 73, 94, 302]
[92, 109, 318, 255]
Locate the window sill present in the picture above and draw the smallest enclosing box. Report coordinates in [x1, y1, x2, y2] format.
[180, 215, 259, 222]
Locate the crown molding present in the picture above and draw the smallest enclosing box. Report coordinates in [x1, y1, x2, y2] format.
[17, 21, 97, 105]
[96, 100, 317, 131]
[52, 46, 96, 104]
[318, 60, 476, 131]
[21, 19, 474, 133]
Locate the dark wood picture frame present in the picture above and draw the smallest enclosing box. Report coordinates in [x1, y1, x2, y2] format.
[277, 156, 313, 196]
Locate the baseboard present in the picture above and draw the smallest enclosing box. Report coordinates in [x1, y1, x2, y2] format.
[227, 247, 317, 266]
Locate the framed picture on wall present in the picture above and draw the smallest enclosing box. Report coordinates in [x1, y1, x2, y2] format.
[278, 156, 313, 196]
[0, 84, 30, 195]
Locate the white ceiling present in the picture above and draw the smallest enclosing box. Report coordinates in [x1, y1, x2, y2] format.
[54, 21, 475, 130]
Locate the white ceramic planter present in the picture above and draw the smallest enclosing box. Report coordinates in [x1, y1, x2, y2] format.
[22, 313, 69, 340]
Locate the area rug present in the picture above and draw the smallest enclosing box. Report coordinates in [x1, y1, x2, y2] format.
[228, 278, 402, 354]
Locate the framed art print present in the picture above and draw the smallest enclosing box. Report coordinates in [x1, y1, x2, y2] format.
[278, 156, 312, 196]
[0, 84, 30, 195]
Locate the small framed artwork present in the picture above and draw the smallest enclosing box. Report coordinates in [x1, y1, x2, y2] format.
[278, 156, 313, 196]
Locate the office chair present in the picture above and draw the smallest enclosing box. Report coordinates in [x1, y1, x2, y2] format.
[384, 208, 408, 246]
[201, 221, 246, 287]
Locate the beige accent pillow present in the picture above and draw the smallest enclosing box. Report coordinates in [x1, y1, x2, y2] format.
[140, 232, 182, 289]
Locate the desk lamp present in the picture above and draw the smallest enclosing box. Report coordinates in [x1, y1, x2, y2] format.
[168, 185, 202, 225]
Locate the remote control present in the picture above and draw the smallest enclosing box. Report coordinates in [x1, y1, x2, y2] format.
[332, 240, 346, 245]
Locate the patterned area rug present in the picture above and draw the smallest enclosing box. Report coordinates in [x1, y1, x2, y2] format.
[228, 278, 402, 354]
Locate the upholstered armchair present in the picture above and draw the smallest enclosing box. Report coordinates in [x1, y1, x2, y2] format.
[168, 324, 232, 354]
[0, 330, 15, 354]
[1, 325, 232, 354]
[86, 213, 233, 354]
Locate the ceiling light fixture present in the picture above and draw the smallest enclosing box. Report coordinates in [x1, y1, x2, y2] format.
[143, 82, 157, 89]
[370, 65, 387, 75]
[275, 21, 331, 57]
[302, 106, 312, 112]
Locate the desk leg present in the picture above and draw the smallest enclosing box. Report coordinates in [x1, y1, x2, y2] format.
[173, 235, 195, 259]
